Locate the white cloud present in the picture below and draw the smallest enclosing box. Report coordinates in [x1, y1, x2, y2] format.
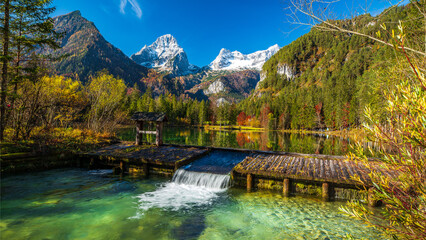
[119, 0, 142, 19]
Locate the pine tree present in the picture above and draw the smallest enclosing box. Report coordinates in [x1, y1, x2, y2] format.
[0, 0, 61, 140]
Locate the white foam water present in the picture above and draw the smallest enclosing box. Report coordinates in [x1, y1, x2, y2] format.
[132, 170, 231, 217]
[172, 169, 231, 189]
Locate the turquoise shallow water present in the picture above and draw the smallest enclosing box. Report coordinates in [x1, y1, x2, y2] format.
[0, 168, 386, 240]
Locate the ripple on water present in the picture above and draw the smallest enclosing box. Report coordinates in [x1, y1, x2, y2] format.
[199, 191, 387, 240]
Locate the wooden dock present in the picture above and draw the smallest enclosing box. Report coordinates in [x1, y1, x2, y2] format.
[80, 142, 397, 205]
[81, 143, 209, 177]
[232, 153, 398, 206]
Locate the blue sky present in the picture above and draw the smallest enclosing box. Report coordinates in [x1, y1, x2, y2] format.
[52, 0, 406, 67]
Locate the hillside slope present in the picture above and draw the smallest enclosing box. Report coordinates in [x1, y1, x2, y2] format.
[239, 4, 423, 129]
[47, 11, 150, 86]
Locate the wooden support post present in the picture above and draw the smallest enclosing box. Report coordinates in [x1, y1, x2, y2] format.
[120, 161, 125, 174]
[143, 163, 149, 177]
[136, 121, 143, 145]
[89, 157, 96, 170]
[368, 187, 381, 207]
[283, 178, 291, 197]
[156, 122, 163, 146]
[247, 174, 253, 192]
[322, 182, 334, 202]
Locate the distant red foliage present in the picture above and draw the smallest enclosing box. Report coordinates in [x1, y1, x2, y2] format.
[237, 112, 248, 126]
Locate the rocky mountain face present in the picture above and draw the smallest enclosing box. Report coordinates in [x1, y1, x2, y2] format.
[209, 44, 280, 71]
[131, 34, 199, 76]
[47, 11, 149, 85]
[186, 70, 260, 103]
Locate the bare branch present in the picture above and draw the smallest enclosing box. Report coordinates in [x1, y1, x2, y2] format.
[290, 0, 426, 57]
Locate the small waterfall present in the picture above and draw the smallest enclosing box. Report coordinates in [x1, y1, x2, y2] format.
[172, 169, 231, 189]
[133, 151, 246, 217]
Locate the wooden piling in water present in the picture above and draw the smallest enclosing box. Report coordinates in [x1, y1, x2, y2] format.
[322, 182, 334, 201]
[283, 178, 291, 197]
[368, 187, 381, 207]
[247, 174, 253, 192]
[143, 162, 150, 177]
[232, 152, 398, 206]
[120, 161, 126, 174]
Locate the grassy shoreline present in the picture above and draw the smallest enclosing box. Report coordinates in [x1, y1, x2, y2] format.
[118, 123, 367, 140]
[201, 125, 366, 139]
[1, 127, 117, 155]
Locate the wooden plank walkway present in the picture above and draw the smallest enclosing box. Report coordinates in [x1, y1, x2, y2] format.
[81, 143, 209, 175]
[233, 153, 397, 188]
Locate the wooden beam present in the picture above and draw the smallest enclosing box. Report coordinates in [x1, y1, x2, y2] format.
[139, 130, 156, 135]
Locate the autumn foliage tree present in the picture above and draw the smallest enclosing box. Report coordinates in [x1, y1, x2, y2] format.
[236, 111, 247, 126]
[341, 20, 426, 239]
[86, 71, 126, 133]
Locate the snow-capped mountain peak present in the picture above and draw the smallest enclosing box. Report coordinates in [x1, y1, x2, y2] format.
[209, 44, 280, 71]
[131, 34, 197, 75]
[151, 34, 179, 49]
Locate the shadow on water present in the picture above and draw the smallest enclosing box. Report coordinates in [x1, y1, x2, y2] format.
[183, 150, 248, 174]
[172, 213, 207, 240]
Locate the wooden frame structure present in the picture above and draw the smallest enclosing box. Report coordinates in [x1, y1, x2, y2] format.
[131, 112, 167, 146]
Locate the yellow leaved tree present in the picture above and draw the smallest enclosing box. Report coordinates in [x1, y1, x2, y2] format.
[86, 71, 127, 133]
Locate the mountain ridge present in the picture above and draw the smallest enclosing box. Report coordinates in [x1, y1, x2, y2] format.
[47, 10, 150, 85]
[209, 44, 280, 71]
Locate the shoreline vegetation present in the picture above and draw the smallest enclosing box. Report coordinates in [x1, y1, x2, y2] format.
[1, 127, 117, 155]
[2, 125, 365, 155]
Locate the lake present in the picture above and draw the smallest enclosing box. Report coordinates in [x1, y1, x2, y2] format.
[0, 168, 387, 239]
[118, 126, 355, 156]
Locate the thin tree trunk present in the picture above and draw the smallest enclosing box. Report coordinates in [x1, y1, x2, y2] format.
[1, 0, 10, 141]
[10, 15, 22, 134]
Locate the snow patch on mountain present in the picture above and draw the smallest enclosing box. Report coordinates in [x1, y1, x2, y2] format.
[209, 44, 280, 71]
